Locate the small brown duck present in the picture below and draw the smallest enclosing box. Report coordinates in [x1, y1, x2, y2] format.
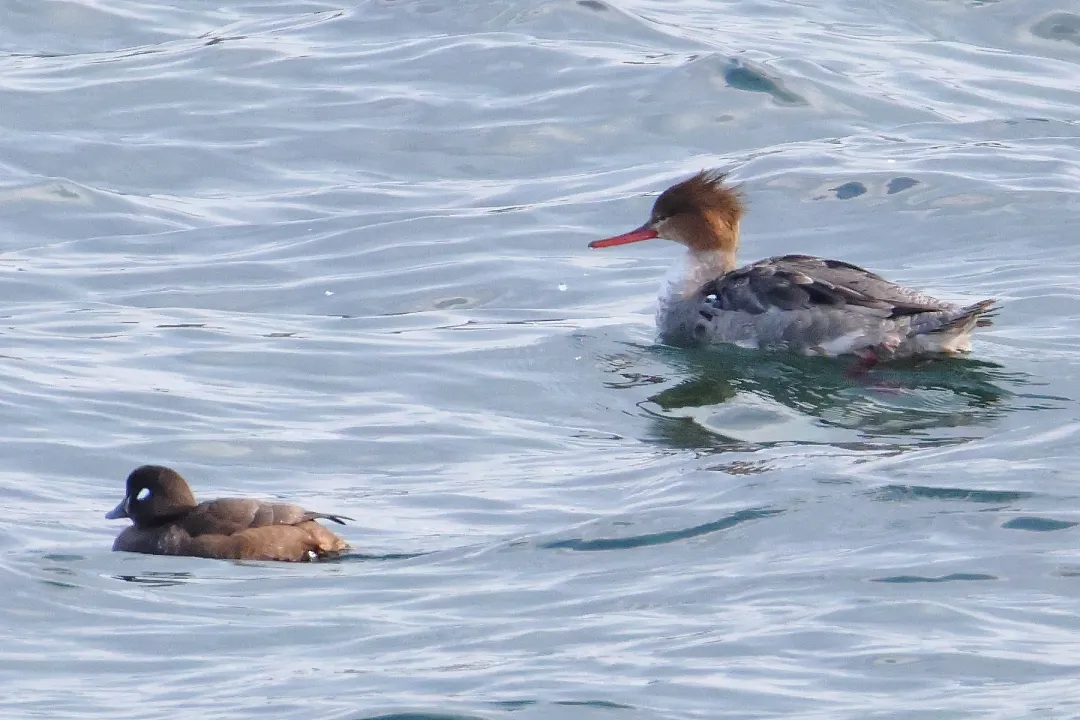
[106, 465, 351, 562]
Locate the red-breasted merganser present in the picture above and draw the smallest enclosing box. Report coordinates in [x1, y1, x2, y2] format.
[589, 170, 997, 360]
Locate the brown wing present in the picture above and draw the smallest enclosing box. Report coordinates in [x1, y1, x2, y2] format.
[178, 498, 351, 537]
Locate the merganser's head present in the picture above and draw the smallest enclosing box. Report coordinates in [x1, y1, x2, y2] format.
[589, 170, 744, 255]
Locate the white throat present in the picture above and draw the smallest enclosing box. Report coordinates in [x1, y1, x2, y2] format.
[660, 248, 734, 301]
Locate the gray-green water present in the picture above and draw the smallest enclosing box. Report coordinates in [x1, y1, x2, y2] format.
[1, 1, 1079, 718]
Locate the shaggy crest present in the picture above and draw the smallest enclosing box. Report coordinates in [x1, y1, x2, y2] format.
[650, 170, 745, 227]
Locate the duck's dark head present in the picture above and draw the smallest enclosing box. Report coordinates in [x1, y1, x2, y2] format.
[106, 465, 198, 527]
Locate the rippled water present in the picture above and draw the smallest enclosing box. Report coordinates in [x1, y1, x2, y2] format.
[2, 0, 1080, 718]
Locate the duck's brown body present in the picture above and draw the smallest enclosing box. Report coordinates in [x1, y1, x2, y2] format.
[107, 465, 350, 562]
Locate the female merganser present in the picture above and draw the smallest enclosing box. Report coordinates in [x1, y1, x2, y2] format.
[589, 170, 997, 361]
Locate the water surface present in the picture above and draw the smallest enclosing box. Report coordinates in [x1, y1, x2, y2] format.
[1, 1, 1079, 718]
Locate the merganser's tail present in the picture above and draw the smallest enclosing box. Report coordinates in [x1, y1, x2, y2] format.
[909, 299, 998, 354]
[926, 299, 999, 332]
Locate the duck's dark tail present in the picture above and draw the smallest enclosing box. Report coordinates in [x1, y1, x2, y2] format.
[304, 512, 353, 526]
